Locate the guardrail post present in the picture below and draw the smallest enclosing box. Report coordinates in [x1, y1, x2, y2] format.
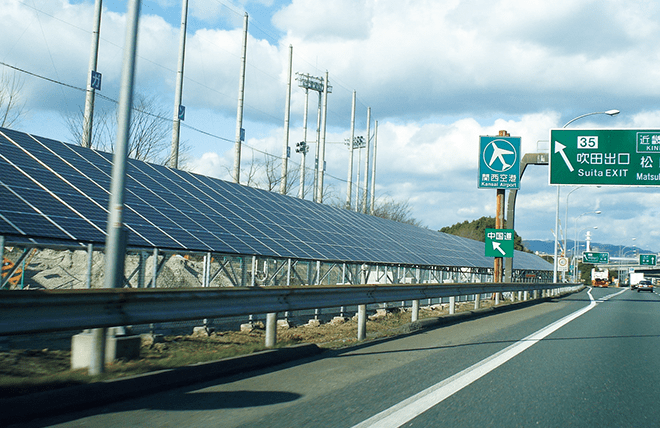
[265, 312, 277, 348]
[357, 304, 367, 340]
[88, 327, 106, 376]
[449, 296, 455, 314]
[86, 244, 93, 289]
[411, 299, 419, 322]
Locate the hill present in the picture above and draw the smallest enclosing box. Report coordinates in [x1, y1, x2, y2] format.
[440, 216, 526, 251]
[523, 239, 656, 257]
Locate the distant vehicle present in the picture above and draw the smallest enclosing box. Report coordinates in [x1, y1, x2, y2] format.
[637, 280, 654, 292]
[591, 269, 610, 287]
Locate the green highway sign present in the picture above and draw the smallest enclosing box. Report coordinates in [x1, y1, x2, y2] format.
[550, 129, 660, 186]
[639, 254, 657, 266]
[478, 136, 520, 189]
[582, 251, 609, 264]
[485, 228, 514, 258]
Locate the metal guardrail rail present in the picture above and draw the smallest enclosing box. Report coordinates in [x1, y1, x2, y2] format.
[0, 282, 580, 336]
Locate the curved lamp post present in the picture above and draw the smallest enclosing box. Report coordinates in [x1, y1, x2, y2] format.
[553, 110, 620, 282]
[563, 110, 620, 128]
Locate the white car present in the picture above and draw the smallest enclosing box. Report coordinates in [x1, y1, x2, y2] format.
[637, 280, 654, 292]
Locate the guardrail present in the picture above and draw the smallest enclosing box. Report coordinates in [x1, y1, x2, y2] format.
[0, 282, 580, 336]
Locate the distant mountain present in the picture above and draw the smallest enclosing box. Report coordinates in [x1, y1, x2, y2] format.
[522, 240, 656, 257]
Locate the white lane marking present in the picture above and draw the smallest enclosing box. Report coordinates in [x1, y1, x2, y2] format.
[353, 288, 625, 428]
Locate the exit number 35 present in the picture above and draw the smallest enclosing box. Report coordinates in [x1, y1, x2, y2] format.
[577, 136, 599, 149]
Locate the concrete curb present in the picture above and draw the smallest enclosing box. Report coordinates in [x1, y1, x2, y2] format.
[0, 343, 323, 426]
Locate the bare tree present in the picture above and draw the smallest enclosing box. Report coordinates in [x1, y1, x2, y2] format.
[65, 93, 176, 165]
[371, 197, 424, 227]
[0, 71, 26, 128]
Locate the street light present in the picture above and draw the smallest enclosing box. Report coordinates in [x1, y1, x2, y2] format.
[553, 110, 620, 283]
[562, 110, 620, 128]
[570, 210, 601, 279]
[573, 210, 601, 259]
[564, 186, 583, 258]
[618, 238, 636, 285]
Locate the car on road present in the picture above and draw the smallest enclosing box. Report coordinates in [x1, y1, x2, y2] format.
[637, 280, 654, 292]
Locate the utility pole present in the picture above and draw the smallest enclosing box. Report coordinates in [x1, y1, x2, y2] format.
[169, 0, 188, 169]
[296, 72, 326, 199]
[298, 87, 309, 199]
[369, 120, 378, 215]
[362, 107, 371, 213]
[94, 0, 141, 376]
[82, 0, 102, 149]
[233, 13, 248, 183]
[280, 45, 293, 195]
[346, 90, 356, 209]
[355, 141, 362, 212]
[296, 72, 330, 202]
[316, 71, 329, 203]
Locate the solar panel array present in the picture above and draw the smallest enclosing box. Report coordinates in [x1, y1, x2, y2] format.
[0, 127, 551, 271]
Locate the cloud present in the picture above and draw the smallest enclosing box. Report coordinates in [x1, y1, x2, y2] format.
[272, 0, 374, 41]
[5, 0, 660, 252]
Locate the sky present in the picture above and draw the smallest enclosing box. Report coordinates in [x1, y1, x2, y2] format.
[2, 0, 660, 256]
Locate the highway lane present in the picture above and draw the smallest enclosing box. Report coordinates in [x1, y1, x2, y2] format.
[22, 287, 660, 428]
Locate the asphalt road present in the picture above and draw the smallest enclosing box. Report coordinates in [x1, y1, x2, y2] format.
[22, 287, 660, 427]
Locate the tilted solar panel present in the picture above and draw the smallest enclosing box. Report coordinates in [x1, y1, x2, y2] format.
[0, 127, 552, 271]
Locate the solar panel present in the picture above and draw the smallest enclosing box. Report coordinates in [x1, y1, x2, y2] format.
[0, 127, 552, 272]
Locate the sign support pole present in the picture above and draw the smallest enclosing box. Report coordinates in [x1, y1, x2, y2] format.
[495, 188, 505, 282]
[494, 129, 509, 285]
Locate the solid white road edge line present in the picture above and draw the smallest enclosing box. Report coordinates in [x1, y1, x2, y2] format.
[352, 287, 626, 428]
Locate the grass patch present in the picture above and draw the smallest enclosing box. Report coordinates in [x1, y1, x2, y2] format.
[0, 300, 498, 398]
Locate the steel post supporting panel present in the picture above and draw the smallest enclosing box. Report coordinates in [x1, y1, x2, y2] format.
[0, 283, 579, 336]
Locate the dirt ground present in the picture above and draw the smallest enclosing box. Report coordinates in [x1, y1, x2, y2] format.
[0, 301, 494, 398]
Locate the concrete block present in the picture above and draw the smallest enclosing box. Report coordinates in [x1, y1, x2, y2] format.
[192, 326, 211, 337]
[71, 331, 141, 370]
[277, 320, 291, 329]
[330, 316, 347, 325]
[141, 333, 164, 347]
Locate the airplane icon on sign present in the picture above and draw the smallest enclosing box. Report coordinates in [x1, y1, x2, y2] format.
[485, 140, 517, 172]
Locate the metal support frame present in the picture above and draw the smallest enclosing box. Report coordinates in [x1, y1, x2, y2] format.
[0, 241, 551, 290]
[505, 153, 549, 282]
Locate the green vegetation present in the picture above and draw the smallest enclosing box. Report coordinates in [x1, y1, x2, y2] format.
[439, 216, 527, 252]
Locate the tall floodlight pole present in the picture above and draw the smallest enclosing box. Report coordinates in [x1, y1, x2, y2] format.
[313, 91, 322, 199]
[346, 90, 356, 209]
[169, 0, 189, 169]
[361, 107, 371, 213]
[316, 71, 329, 203]
[233, 13, 248, 183]
[93, 0, 141, 376]
[298, 85, 309, 199]
[296, 72, 329, 202]
[280, 45, 293, 195]
[355, 142, 362, 211]
[369, 120, 378, 215]
[82, 0, 103, 148]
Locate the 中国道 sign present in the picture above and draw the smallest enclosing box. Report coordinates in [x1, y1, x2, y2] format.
[550, 129, 660, 186]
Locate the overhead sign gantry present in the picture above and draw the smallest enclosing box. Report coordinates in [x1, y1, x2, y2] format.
[550, 129, 660, 186]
